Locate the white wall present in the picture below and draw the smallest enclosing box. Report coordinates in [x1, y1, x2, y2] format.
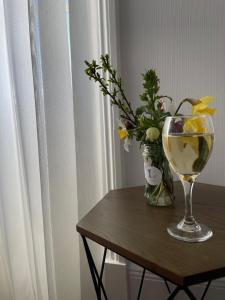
[117, 0, 225, 298]
[117, 0, 225, 188]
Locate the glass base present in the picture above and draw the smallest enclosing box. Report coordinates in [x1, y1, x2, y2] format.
[167, 219, 213, 242]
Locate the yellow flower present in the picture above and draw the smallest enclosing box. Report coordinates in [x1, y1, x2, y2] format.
[182, 117, 204, 152]
[118, 128, 128, 140]
[183, 117, 207, 133]
[181, 136, 199, 153]
[192, 96, 216, 116]
[182, 96, 215, 135]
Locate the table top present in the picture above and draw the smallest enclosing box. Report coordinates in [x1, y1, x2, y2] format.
[76, 182, 225, 286]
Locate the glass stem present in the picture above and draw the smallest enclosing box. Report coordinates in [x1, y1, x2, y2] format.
[181, 178, 195, 225]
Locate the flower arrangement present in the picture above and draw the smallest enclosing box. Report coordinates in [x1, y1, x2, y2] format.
[85, 54, 215, 206]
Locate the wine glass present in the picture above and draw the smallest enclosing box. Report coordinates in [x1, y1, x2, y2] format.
[162, 115, 214, 242]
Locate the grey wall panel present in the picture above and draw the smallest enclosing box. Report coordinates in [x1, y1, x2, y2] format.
[118, 0, 225, 187]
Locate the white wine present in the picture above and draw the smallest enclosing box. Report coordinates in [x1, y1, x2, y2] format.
[163, 116, 214, 242]
[162, 133, 214, 179]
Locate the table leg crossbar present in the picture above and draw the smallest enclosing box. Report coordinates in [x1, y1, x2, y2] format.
[166, 281, 211, 300]
[137, 268, 146, 300]
[167, 286, 196, 300]
[164, 278, 171, 294]
[82, 236, 108, 300]
[81, 236, 212, 300]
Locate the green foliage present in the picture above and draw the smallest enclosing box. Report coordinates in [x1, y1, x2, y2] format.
[142, 69, 160, 97]
[84, 54, 173, 146]
[85, 55, 136, 126]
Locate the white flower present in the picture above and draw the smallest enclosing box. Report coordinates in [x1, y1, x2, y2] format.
[146, 127, 160, 142]
[124, 137, 131, 152]
[118, 119, 131, 152]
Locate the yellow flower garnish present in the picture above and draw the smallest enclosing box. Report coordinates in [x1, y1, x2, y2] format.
[118, 128, 128, 139]
[182, 118, 203, 152]
[181, 136, 199, 153]
[182, 96, 216, 135]
[192, 96, 216, 116]
[183, 117, 207, 133]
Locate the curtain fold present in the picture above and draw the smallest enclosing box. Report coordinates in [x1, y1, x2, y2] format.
[0, 0, 49, 299]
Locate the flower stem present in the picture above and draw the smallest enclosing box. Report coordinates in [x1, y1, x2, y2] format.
[174, 99, 185, 116]
[174, 98, 195, 115]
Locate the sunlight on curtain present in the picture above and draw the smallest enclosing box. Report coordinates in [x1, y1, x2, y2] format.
[0, 0, 49, 299]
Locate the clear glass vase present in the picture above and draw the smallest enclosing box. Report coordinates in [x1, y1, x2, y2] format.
[143, 144, 174, 206]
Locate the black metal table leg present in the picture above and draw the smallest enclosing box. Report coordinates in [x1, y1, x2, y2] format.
[98, 248, 107, 298]
[81, 235, 213, 300]
[167, 286, 181, 299]
[82, 236, 100, 299]
[136, 269, 171, 300]
[82, 236, 108, 300]
[167, 286, 198, 300]
[183, 287, 197, 300]
[164, 279, 171, 294]
[201, 281, 211, 300]
[137, 268, 146, 300]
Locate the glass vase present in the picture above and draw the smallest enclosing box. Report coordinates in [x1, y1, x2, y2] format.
[143, 144, 174, 206]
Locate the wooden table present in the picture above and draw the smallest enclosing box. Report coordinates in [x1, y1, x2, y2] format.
[76, 182, 225, 299]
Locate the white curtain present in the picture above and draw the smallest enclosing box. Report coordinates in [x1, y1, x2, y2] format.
[1, 0, 116, 298]
[0, 0, 49, 299]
